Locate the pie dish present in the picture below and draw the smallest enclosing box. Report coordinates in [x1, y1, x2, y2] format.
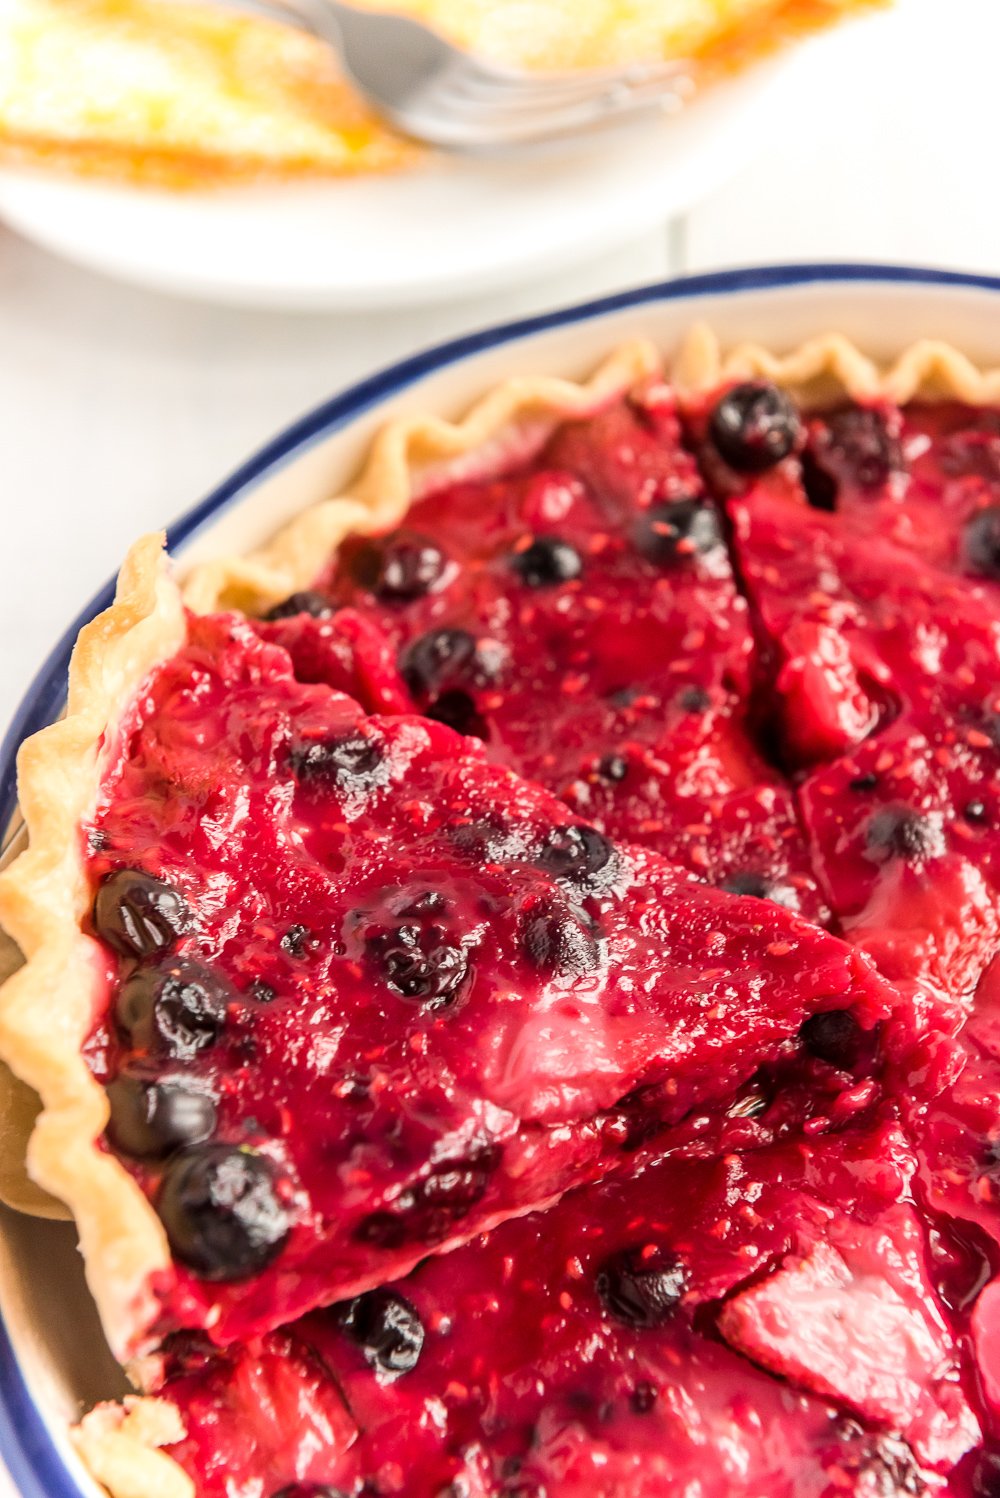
[6, 304, 1000, 1496]
[0, 0, 879, 187]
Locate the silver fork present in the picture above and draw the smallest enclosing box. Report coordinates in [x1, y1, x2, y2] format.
[253, 0, 692, 150]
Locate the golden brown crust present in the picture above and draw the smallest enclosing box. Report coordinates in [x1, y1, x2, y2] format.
[0, 0, 423, 189]
[0, 534, 186, 1359]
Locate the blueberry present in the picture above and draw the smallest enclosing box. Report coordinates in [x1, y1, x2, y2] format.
[800, 1009, 863, 1069]
[520, 904, 601, 977]
[365, 893, 468, 1008]
[963, 504, 1000, 580]
[337, 1289, 424, 1379]
[631, 1381, 659, 1414]
[115, 959, 230, 1059]
[966, 800, 988, 824]
[281, 925, 309, 957]
[678, 686, 711, 713]
[536, 824, 617, 890]
[401, 632, 479, 701]
[854, 1436, 927, 1497]
[509, 536, 582, 588]
[799, 453, 838, 513]
[425, 689, 489, 741]
[157, 1145, 289, 1281]
[596, 1246, 687, 1328]
[720, 871, 800, 912]
[980, 712, 1000, 749]
[352, 534, 448, 602]
[597, 753, 629, 783]
[247, 978, 277, 1004]
[727, 1081, 771, 1120]
[354, 1211, 406, 1249]
[849, 772, 879, 793]
[608, 686, 638, 709]
[93, 870, 190, 959]
[262, 590, 334, 622]
[812, 406, 902, 497]
[290, 730, 384, 788]
[372, 934, 467, 1005]
[709, 382, 802, 472]
[864, 804, 946, 862]
[972, 1451, 1000, 1498]
[634, 499, 721, 565]
[106, 1072, 216, 1159]
[159, 1330, 217, 1379]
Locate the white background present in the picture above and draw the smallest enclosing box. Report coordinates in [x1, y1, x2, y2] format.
[0, 0, 995, 734]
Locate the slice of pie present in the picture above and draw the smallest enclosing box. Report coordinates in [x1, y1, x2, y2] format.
[75, 1115, 979, 1498]
[0, 533, 891, 1362]
[0, 0, 882, 187]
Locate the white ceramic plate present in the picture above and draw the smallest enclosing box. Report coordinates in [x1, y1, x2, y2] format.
[0, 52, 803, 310]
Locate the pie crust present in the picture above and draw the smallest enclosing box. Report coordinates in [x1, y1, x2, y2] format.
[0, 535, 185, 1354]
[2, 331, 1000, 1497]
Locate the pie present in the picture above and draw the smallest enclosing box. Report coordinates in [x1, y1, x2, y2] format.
[4, 327, 1000, 1496]
[0, 0, 881, 187]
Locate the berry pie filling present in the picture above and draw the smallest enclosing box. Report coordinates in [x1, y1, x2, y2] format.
[263, 380, 1000, 1010]
[10, 343, 1000, 1497]
[311, 386, 829, 924]
[142, 1115, 982, 1497]
[83, 611, 890, 1350]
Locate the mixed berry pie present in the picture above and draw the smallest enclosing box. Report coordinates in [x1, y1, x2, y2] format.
[4, 327, 1000, 1497]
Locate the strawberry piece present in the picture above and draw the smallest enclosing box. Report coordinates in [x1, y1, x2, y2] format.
[718, 1219, 976, 1468]
[151, 1331, 356, 1495]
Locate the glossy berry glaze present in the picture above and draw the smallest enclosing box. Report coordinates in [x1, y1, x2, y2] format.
[296, 388, 1000, 1009]
[154, 1114, 982, 1497]
[77, 379, 1000, 1495]
[711, 402, 1000, 1008]
[317, 389, 828, 923]
[84, 613, 889, 1350]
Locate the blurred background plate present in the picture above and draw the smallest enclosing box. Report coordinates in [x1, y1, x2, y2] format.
[0, 50, 803, 311]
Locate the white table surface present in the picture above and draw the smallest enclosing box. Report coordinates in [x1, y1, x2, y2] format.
[0, 0, 997, 1488]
